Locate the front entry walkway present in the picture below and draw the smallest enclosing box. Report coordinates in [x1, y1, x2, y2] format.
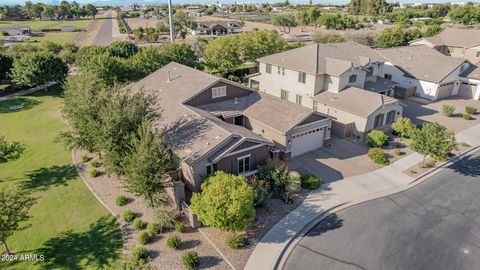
[245, 124, 480, 270]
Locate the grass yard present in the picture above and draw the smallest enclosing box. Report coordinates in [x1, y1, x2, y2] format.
[0, 20, 93, 31]
[0, 90, 122, 270]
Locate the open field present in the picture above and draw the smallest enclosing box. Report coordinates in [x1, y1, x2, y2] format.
[0, 90, 122, 270]
[0, 20, 93, 31]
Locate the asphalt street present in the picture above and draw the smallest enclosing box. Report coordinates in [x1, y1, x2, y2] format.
[92, 10, 113, 45]
[284, 150, 480, 270]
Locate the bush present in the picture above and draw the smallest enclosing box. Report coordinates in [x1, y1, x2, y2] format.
[167, 234, 181, 249]
[123, 209, 135, 222]
[442, 105, 455, 117]
[392, 149, 403, 156]
[115, 195, 128, 206]
[463, 113, 472, 120]
[133, 218, 146, 230]
[131, 246, 149, 264]
[301, 175, 322, 190]
[182, 251, 200, 270]
[460, 142, 471, 148]
[137, 231, 152, 244]
[465, 106, 477, 115]
[367, 148, 389, 165]
[90, 159, 102, 167]
[175, 222, 185, 233]
[365, 130, 389, 147]
[80, 154, 89, 162]
[89, 168, 98, 177]
[423, 159, 435, 168]
[147, 222, 161, 235]
[153, 204, 178, 233]
[226, 234, 246, 249]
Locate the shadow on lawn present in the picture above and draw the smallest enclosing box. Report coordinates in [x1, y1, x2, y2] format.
[24, 165, 78, 191]
[36, 216, 123, 270]
[0, 97, 41, 113]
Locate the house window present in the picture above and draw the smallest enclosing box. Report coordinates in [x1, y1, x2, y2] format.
[296, 94, 302, 105]
[277, 66, 285, 75]
[366, 66, 374, 76]
[298, 72, 306, 84]
[384, 74, 393, 80]
[281, 89, 289, 101]
[313, 101, 318, 111]
[374, 113, 385, 128]
[386, 110, 396, 125]
[212, 86, 227, 98]
[349, 74, 357, 83]
[266, 64, 272, 74]
[238, 155, 250, 174]
[460, 65, 464, 72]
[206, 163, 217, 175]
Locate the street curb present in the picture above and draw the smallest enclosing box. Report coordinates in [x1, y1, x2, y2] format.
[276, 145, 479, 270]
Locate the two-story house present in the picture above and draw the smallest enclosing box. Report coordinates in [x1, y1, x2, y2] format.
[251, 42, 403, 138]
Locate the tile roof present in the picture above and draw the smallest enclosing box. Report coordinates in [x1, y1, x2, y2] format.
[436, 28, 480, 48]
[363, 76, 399, 93]
[378, 46, 466, 83]
[461, 61, 480, 80]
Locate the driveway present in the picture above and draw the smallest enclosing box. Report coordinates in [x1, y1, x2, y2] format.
[92, 10, 114, 45]
[284, 150, 480, 270]
[289, 137, 380, 182]
[403, 97, 480, 133]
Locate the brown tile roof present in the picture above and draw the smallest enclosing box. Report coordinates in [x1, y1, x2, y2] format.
[257, 42, 386, 75]
[378, 46, 466, 83]
[312, 87, 399, 118]
[436, 28, 480, 48]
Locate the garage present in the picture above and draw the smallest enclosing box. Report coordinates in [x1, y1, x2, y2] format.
[291, 127, 325, 157]
[437, 82, 455, 99]
[458, 82, 476, 99]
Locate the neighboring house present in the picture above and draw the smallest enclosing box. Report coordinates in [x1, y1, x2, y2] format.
[130, 62, 331, 191]
[251, 42, 403, 138]
[0, 26, 32, 36]
[410, 28, 480, 63]
[378, 46, 469, 101]
[191, 21, 242, 36]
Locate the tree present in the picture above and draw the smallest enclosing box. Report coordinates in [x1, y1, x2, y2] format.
[129, 47, 167, 80]
[204, 36, 242, 75]
[146, 28, 158, 43]
[312, 33, 346, 44]
[238, 30, 286, 62]
[83, 3, 98, 19]
[375, 26, 408, 48]
[0, 136, 25, 164]
[165, 10, 197, 40]
[133, 28, 144, 40]
[78, 52, 133, 86]
[272, 14, 297, 34]
[286, 171, 301, 203]
[108, 41, 139, 59]
[11, 52, 68, 87]
[424, 24, 443, 37]
[160, 43, 199, 68]
[0, 185, 36, 255]
[365, 130, 389, 147]
[410, 122, 456, 166]
[123, 121, 178, 207]
[190, 172, 255, 232]
[59, 43, 79, 65]
[449, 4, 480, 25]
[391, 117, 414, 139]
[0, 54, 13, 81]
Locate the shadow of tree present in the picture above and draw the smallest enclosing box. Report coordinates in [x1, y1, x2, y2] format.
[199, 256, 222, 269]
[306, 213, 344, 237]
[36, 216, 123, 270]
[24, 165, 78, 191]
[450, 153, 480, 177]
[0, 97, 42, 113]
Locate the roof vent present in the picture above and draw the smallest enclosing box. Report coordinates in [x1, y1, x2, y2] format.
[167, 70, 171, 82]
[234, 97, 239, 104]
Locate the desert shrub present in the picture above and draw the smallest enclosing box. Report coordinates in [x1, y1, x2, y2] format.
[460, 142, 471, 147]
[182, 251, 200, 270]
[365, 130, 389, 147]
[175, 222, 185, 233]
[225, 234, 246, 249]
[115, 195, 128, 206]
[123, 209, 135, 222]
[131, 246, 149, 264]
[147, 222, 161, 235]
[465, 106, 477, 115]
[89, 168, 98, 177]
[90, 159, 102, 167]
[442, 105, 455, 117]
[301, 175, 322, 190]
[167, 234, 181, 249]
[423, 159, 435, 168]
[133, 218, 146, 230]
[153, 204, 178, 233]
[138, 231, 152, 244]
[367, 148, 389, 165]
[247, 175, 269, 208]
[463, 113, 472, 120]
[80, 154, 89, 162]
[392, 149, 403, 156]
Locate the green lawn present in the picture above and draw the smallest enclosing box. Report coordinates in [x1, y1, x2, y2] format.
[0, 20, 93, 31]
[0, 91, 122, 270]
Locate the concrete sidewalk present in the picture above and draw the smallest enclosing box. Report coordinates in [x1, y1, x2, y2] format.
[245, 124, 480, 270]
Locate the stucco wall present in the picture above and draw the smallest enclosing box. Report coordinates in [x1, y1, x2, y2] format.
[364, 103, 404, 132]
[338, 68, 367, 91]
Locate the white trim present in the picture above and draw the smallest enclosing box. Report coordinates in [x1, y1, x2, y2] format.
[222, 143, 266, 159]
[212, 86, 227, 98]
[241, 169, 258, 178]
[237, 154, 251, 175]
[237, 153, 252, 160]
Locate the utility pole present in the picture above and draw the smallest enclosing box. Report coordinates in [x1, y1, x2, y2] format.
[168, 0, 174, 42]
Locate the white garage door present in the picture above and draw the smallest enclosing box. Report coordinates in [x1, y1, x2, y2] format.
[291, 127, 325, 157]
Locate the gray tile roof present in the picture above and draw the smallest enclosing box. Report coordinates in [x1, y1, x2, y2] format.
[312, 87, 400, 118]
[378, 46, 466, 83]
[436, 28, 480, 48]
[461, 61, 480, 80]
[363, 76, 399, 93]
[257, 42, 386, 75]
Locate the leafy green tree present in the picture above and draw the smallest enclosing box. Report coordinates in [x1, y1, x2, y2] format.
[410, 122, 456, 166]
[375, 26, 407, 48]
[160, 43, 199, 68]
[0, 185, 36, 255]
[449, 4, 480, 25]
[165, 10, 197, 39]
[272, 14, 297, 34]
[75, 45, 107, 67]
[0, 54, 13, 81]
[79, 52, 133, 86]
[129, 47, 167, 80]
[133, 27, 144, 40]
[424, 24, 443, 37]
[83, 3, 98, 18]
[59, 43, 79, 65]
[40, 40, 63, 54]
[204, 36, 242, 75]
[238, 30, 286, 62]
[108, 41, 139, 59]
[190, 172, 255, 232]
[391, 117, 415, 139]
[123, 121, 178, 207]
[146, 28, 158, 42]
[11, 52, 68, 87]
[0, 136, 24, 164]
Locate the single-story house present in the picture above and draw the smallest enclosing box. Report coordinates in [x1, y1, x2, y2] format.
[191, 21, 242, 36]
[459, 61, 480, 100]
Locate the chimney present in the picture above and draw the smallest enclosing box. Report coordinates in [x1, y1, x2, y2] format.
[167, 70, 171, 82]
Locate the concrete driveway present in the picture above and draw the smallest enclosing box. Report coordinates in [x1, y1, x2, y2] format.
[289, 137, 380, 182]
